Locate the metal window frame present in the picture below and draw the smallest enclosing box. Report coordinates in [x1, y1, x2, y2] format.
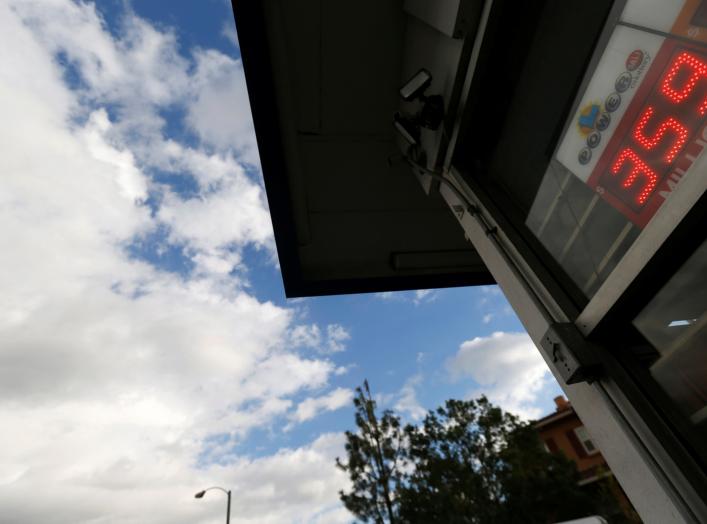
[435, 166, 707, 522]
[443, 0, 707, 331]
[576, 163, 707, 334]
[427, 2, 707, 519]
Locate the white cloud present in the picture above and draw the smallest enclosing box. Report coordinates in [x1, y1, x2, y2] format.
[289, 323, 350, 354]
[0, 2, 349, 523]
[334, 365, 350, 376]
[186, 49, 259, 165]
[394, 375, 427, 421]
[238, 353, 335, 403]
[482, 313, 493, 324]
[14, 0, 189, 107]
[149, 141, 275, 277]
[214, 433, 350, 524]
[3, 431, 351, 524]
[480, 285, 502, 296]
[290, 324, 323, 349]
[447, 332, 552, 419]
[325, 324, 350, 353]
[413, 289, 436, 304]
[221, 19, 239, 48]
[157, 174, 274, 252]
[12, 0, 274, 279]
[476, 285, 502, 307]
[374, 289, 438, 305]
[288, 388, 354, 427]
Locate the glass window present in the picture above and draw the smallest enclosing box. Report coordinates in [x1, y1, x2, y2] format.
[525, 160, 639, 297]
[633, 238, 707, 427]
[527, 3, 707, 299]
[543, 437, 559, 454]
[574, 426, 599, 455]
[455, 0, 707, 307]
[453, 0, 707, 487]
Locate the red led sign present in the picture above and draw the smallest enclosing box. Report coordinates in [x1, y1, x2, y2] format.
[590, 43, 707, 226]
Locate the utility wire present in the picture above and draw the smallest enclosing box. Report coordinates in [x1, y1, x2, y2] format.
[404, 155, 554, 324]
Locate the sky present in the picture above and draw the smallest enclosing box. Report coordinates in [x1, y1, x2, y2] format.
[0, 1, 562, 523]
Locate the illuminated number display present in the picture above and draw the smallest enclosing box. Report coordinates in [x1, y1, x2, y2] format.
[591, 45, 707, 225]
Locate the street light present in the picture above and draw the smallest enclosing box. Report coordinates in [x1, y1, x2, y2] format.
[194, 486, 231, 524]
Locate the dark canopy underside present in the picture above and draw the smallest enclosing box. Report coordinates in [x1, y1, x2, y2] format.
[233, 0, 492, 297]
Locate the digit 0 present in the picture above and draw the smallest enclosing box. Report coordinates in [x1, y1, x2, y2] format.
[661, 51, 707, 115]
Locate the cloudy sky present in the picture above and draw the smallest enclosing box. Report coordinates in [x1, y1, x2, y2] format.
[0, 1, 562, 522]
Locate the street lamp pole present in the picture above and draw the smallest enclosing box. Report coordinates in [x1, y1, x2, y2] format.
[194, 486, 232, 524]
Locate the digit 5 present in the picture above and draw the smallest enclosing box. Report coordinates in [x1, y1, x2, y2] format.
[633, 106, 688, 162]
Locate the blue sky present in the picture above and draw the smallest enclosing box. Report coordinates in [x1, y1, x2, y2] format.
[0, 1, 561, 522]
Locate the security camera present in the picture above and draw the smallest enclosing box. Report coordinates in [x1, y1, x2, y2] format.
[394, 68, 444, 148]
[399, 68, 432, 102]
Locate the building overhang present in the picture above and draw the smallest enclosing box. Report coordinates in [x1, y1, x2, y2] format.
[232, 0, 493, 297]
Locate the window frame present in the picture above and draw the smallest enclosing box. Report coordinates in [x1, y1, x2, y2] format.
[439, 0, 707, 516]
[574, 425, 600, 456]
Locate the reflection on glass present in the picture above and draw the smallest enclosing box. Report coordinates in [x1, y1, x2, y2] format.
[634, 240, 707, 425]
[525, 6, 707, 299]
[526, 160, 639, 296]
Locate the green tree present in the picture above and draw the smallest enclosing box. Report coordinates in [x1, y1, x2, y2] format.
[339, 384, 599, 524]
[398, 398, 513, 523]
[336, 381, 405, 523]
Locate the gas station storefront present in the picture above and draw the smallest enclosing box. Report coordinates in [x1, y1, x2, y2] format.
[233, 0, 707, 521]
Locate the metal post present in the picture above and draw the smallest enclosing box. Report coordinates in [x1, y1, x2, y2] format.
[226, 490, 231, 524]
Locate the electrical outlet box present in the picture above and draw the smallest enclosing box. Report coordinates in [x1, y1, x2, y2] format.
[541, 323, 603, 385]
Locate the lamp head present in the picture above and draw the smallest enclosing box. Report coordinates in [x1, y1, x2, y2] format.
[194, 490, 206, 499]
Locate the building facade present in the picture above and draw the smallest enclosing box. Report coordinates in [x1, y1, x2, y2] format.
[535, 396, 608, 487]
[536, 396, 641, 523]
[234, 1, 707, 521]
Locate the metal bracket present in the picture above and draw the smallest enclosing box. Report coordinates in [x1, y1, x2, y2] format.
[540, 323, 602, 385]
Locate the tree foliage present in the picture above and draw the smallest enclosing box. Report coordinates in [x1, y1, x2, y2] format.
[336, 380, 405, 523]
[337, 384, 600, 524]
